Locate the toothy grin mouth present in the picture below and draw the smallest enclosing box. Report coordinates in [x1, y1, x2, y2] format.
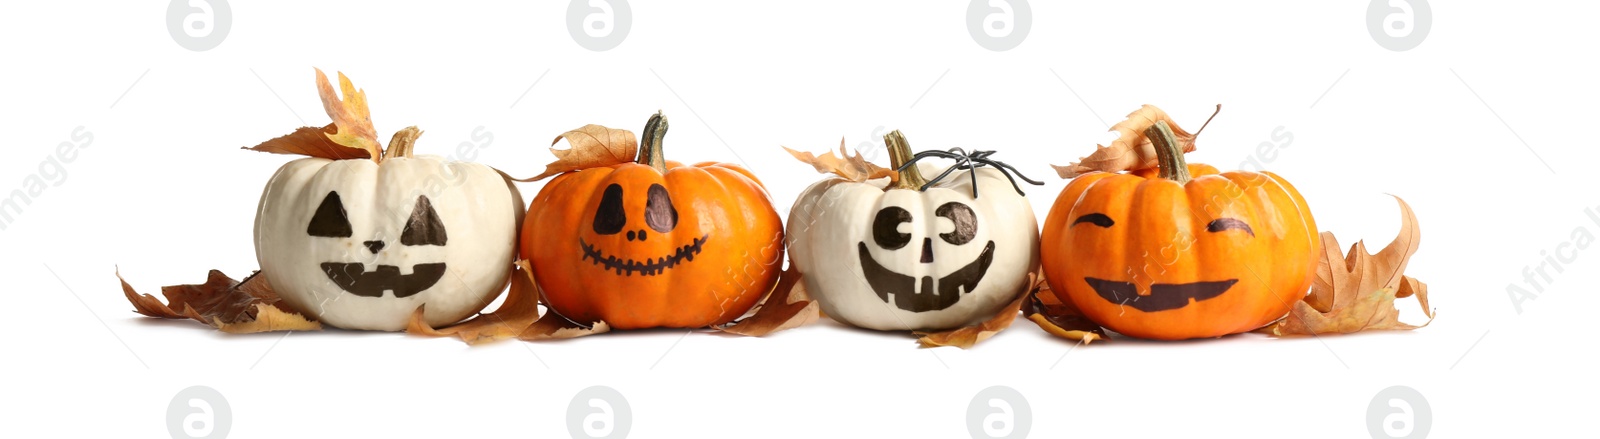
[321, 263, 447, 298]
[857, 241, 996, 313]
[1085, 278, 1238, 312]
[580, 235, 708, 276]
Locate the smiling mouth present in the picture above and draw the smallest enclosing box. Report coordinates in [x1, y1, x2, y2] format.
[580, 235, 708, 276]
[857, 241, 995, 313]
[1085, 277, 1238, 312]
[321, 263, 447, 298]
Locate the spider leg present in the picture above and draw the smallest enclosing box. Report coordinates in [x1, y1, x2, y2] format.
[920, 164, 964, 192]
[967, 162, 981, 198]
[989, 160, 1046, 186]
[980, 159, 1028, 196]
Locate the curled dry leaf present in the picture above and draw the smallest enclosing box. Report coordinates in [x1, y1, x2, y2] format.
[315, 69, 382, 158]
[245, 69, 383, 161]
[783, 139, 898, 183]
[406, 260, 542, 344]
[518, 314, 611, 341]
[714, 266, 820, 337]
[520, 124, 639, 181]
[1258, 196, 1434, 336]
[914, 271, 1047, 349]
[1022, 274, 1107, 344]
[408, 259, 612, 343]
[119, 269, 321, 334]
[1052, 105, 1201, 178]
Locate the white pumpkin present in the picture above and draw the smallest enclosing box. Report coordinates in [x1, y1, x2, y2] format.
[254, 151, 523, 331]
[787, 132, 1040, 331]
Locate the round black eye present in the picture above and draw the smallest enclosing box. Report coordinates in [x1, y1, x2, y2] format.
[645, 184, 678, 233]
[935, 202, 977, 245]
[872, 206, 913, 250]
[592, 184, 626, 235]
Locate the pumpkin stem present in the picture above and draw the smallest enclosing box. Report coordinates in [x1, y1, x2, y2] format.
[884, 130, 929, 191]
[1146, 120, 1191, 184]
[383, 126, 423, 160]
[637, 111, 669, 172]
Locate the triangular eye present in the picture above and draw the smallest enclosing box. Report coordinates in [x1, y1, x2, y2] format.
[307, 191, 353, 238]
[645, 184, 678, 233]
[401, 195, 448, 246]
[592, 184, 626, 235]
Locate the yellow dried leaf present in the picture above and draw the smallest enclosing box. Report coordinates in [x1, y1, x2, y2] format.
[215, 303, 322, 333]
[315, 69, 382, 159]
[783, 139, 897, 183]
[715, 266, 820, 336]
[1052, 105, 1201, 178]
[244, 69, 383, 161]
[119, 269, 321, 334]
[520, 124, 639, 181]
[1259, 196, 1434, 336]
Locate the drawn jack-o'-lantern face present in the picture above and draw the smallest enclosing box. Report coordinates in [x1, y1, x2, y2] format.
[578, 183, 706, 276]
[786, 132, 1041, 332]
[255, 157, 523, 331]
[307, 191, 448, 298]
[1039, 122, 1319, 340]
[858, 202, 995, 313]
[523, 113, 784, 330]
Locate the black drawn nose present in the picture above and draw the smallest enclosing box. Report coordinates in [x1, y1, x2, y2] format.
[920, 238, 934, 263]
[364, 240, 386, 254]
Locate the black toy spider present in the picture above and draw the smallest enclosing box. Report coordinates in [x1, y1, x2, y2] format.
[896, 148, 1043, 198]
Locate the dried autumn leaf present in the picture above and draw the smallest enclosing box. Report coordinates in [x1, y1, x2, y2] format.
[407, 260, 542, 345]
[215, 303, 322, 334]
[916, 294, 1024, 349]
[245, 69, 383, 161]
[520, 124, 639, 181]
[119, 269, 322, 333]
[519, 314, 611, 341]
[714, 266, 820, 336]
[1052, 105, 1201, 178]
[246, 125, 373, 160]
[1022, 273, 1107, 344]
[1258, 196, 1434, 336]
[783, 139, 898, 183]
[914, 271, 1045, 349]
[315, 69, 382, 158]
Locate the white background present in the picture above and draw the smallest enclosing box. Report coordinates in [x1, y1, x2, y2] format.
[1, 1, 1594, 437]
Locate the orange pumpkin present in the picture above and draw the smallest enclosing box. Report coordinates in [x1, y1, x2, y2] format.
[1039, 121, 1318, 340]
[522, 113, 783, 329]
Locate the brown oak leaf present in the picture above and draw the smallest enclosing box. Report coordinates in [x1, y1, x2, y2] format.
[119, 269, 321, 334]
[1052, 105, 1205, 178]
[1259, 196, 1434, 336]
[783, 139, 897, 183]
